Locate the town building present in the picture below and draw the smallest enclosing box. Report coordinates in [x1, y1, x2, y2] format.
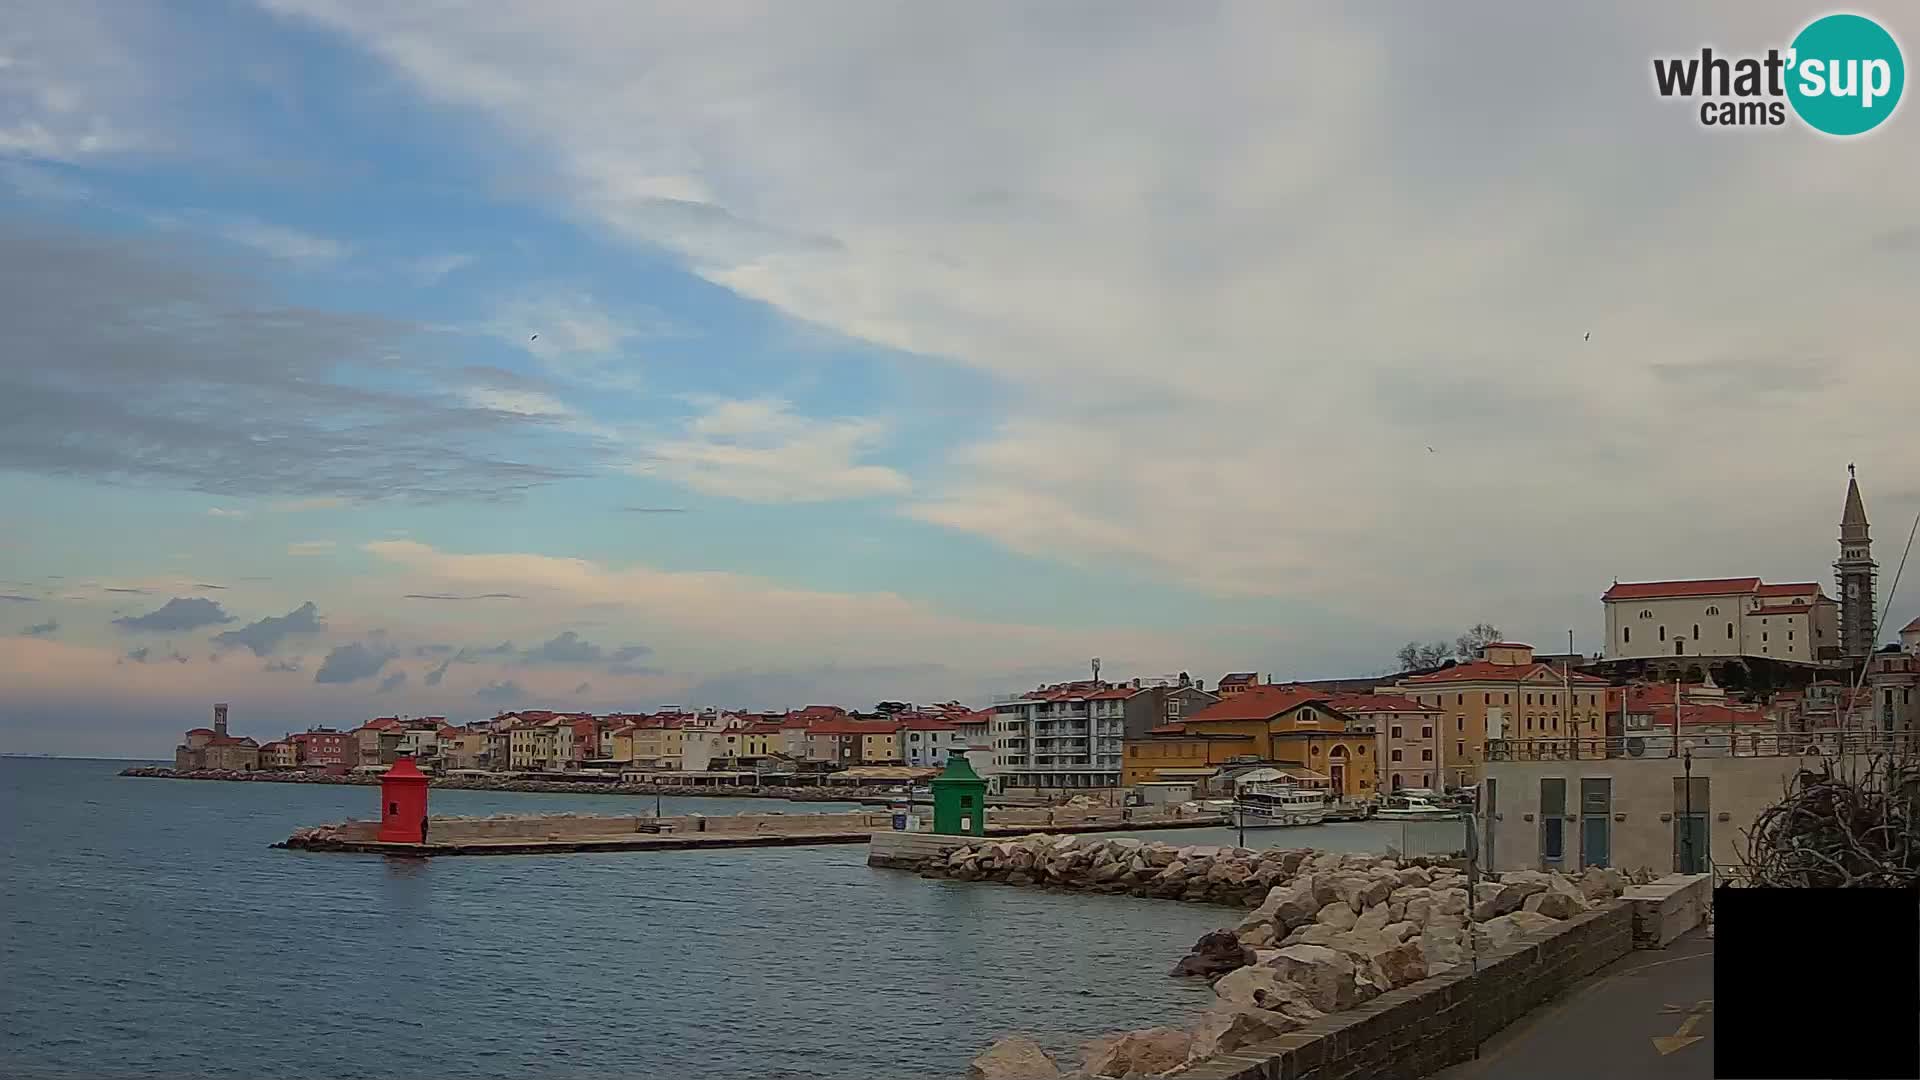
[1602, 578, 1839, 665]
[804, 719, 905, 766]
[1325, 693, 1448, 793]
[173, 704, 261, 770]
[289, 728, 350, 768]
[1835, 466, 1878, 660]
[1480, 728, 1904, 876]
[898, 716, 965, 768]
[990, 680, 1128, 792]
[1216, 672, 1261, 696]
[1867, 648, 1919, 736]
[1391, 643, 1610, 787]
[1902, 616, 1920, 655]
[1123, 685, 1379, 798]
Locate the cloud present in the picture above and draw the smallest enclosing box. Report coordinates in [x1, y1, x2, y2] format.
[271, 496, 349, 512]
[193, 583, 227, 590]
[23, 618, 59, 637]
[124, 647, 149, 662]
[264, 657, 303, 673]
[0, 594, 36, 603]
[414, 644, 454, 656]
[263, 2, 1917, 639]
[408, 252, 474, 285]
[314, 641, 398, 685]
[212, 601, 324, 656]
[103, 587, 149, 594]
[610, 645, 652, 662]
[286, 541, 337, 556]
[114, 597, 234, 632]
[208, 216, 349, 263]
[206, 507, 249, 519]
[523, 630, 603, 664]
[377, 670, 408, 693]
[423, 640, 516, 685]
[474, 679, 527, 704]
[0, 220, 595, 502]
[621, 506, 686, 513]
[401, 592, 525, 601]
[636, 398, 909, 503]
[572, 681, 592, 695]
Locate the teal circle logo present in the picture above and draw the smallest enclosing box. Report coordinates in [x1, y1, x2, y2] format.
[1787, 14, 1904, 135]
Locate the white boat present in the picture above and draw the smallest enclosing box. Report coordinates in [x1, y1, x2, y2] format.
[1234, 782, 1329, 827]
[1373, 793, 1461, 820]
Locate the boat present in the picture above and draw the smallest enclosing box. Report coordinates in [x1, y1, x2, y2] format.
[1372, 792, 1461, 820]
[1233, 782, 1329, 827]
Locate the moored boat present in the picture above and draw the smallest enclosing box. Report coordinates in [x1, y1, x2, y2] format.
[1233, 781, 1329, 827]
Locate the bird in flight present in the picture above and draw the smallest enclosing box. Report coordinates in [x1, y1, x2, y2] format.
[1427, 446, 1435, 453]
[1583, 331, 1591, 341]
[530, 334, 539, 341]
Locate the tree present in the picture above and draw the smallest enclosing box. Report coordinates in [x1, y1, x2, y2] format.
[1396, 640, 1452, 671]
[1454, 623, 1504, 660]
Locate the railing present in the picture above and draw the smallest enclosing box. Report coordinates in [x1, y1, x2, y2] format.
[1485, 732, 1915, 762]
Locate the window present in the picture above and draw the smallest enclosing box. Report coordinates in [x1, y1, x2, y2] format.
[1640, 609, 1653, 619]
[1456, 740, 1465, 758]
[1391, 749, 1403, 762]
[1391, 725, 1403, 738]
[1421, 725, 1433, 738]
[1788, 630, 1794, 641]
[1456, 716, 1463, 731]
[1128, 747, 1137, 757]
[1624, 627, 1631, 644]
[1357, 744, 1367, 755]
[1692, 624, 1700, 639]
[1504, 694, 1511, 705]
[1727, 622, 1735, 639]
[1422, 748, 1433, 761]
[1457, 694, 1464, 705]
[1706, 605, 1720, 616]
[1762, 632, 1768, 642]
[1659, 625, 1667, 641]
[1484, 693, 1491, 705]
[1526, 717, 1533, 731]
[1526, 694, 1533, 705]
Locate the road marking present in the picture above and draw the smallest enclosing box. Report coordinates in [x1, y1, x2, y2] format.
[1659, 999, 1713, 1015]
[1653, 1000, 1711, 1055]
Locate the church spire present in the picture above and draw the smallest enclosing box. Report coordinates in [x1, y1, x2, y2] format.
[1841, 467, 1871, 542]
[1836, 467, 1877, 659]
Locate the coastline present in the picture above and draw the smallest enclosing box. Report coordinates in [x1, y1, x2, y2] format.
[118, 766, 900, 803]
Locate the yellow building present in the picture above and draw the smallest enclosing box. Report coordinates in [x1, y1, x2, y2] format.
[860, 729, 902, 764]
[629, 723, 686, 769]
[1123, 686, 1378, 798]
[1391, 642, 1610, 787]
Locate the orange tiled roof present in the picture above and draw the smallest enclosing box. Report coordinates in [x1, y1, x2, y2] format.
[1603, 577, 1761, 601]
[807, 719, 904, 736]
[1183, 685, 1327, 722]
[1755, 582, 1823, 597]
[1324, 693, 1441, 714]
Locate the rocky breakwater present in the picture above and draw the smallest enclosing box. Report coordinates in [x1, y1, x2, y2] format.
[961, 840, 1631, 1079]
[919, 834, 1305, 907]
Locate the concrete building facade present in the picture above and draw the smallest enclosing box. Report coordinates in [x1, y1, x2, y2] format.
[1392, 643, 1609, 787]
[991, 680, 1127, 791]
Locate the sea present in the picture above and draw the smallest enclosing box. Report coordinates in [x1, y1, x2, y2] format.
[0, 757, 1434, 1080]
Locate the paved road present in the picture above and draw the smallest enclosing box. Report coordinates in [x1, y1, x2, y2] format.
[1433, 929, 1715, 1080]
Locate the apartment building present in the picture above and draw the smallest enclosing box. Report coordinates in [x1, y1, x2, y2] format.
[1392, 642, 1610, 787]
[991, 681, 1129, 791]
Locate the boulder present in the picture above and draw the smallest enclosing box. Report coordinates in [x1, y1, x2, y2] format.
[1353, 903, 1391, 936]
[1080, 1027, 1192, 1078]
[1212, 967, 1325, 1024]
[1475, 910, 1559, 950]
[968, 1035, 1061, 1080]
[1522, 890, 1585, 920]
[1315, 901, 1358, 931]
[1144, 845, 1178, 868]
[1236, 922, 1276, 949]
[1402, 891, 1435, 927]
[1208, 859, 1253, 886]
[1471, 879, 1544, 921]
[1339, 873, 1394, 912]
[1381, 920, 1418, 942]
[1394, 866, 1433, 889]
[1419, 928, 1465, 972]
[1007, 872, 1035, 887]
[1433, 888, 1468, 916]
[1371, 939, 1428, 988]
[1266, 943, 1361, 1013]
[1170, 930, 1255, 978]
[1269, 874, 1319, 932]
[1580, 866, 1627, 901]
[1188, 1007, 1301, 1062]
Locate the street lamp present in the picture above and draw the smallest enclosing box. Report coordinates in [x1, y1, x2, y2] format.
[1681, 739, 1696, 874]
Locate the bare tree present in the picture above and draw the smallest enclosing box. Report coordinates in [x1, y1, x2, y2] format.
[1454, 622, 1504, 660]
[1742, 753, 1920, 887]
[1396, 640, 1452, 671]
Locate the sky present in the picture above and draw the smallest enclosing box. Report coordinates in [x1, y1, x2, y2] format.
[2, 1, 1916, 757]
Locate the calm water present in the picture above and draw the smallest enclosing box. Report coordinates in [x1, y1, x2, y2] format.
[2, 759, 1272, 1080]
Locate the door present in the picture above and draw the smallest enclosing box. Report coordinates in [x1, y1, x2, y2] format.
[1673, 816, 1709, 873]
[1539, 778, 1566, 869]
[1580, 777, 1612, 868]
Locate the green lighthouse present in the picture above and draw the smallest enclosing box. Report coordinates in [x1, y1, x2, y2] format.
[929, 751, 987, 836]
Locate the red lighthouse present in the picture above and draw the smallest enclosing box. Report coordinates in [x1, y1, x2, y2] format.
[376, 755, 430, 844]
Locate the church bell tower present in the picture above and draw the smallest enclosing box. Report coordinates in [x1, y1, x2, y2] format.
[1835, 465, 1878, 660]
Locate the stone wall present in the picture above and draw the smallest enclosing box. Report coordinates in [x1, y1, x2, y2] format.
[1622, 873, 1711, 948]
[1177, 904, 1635, 1080]
[320, 811, 895, 844]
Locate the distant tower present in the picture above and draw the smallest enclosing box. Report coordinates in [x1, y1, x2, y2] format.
[1835, 465, 1878, 659]
[213, 703, 230, 737]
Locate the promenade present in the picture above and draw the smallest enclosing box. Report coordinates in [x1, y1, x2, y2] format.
[1432, 928, 1714, 1080]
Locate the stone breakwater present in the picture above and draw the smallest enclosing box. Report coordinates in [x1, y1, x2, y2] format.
[930, 835, 1634, 1079]
[117, 766, 896, 801]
